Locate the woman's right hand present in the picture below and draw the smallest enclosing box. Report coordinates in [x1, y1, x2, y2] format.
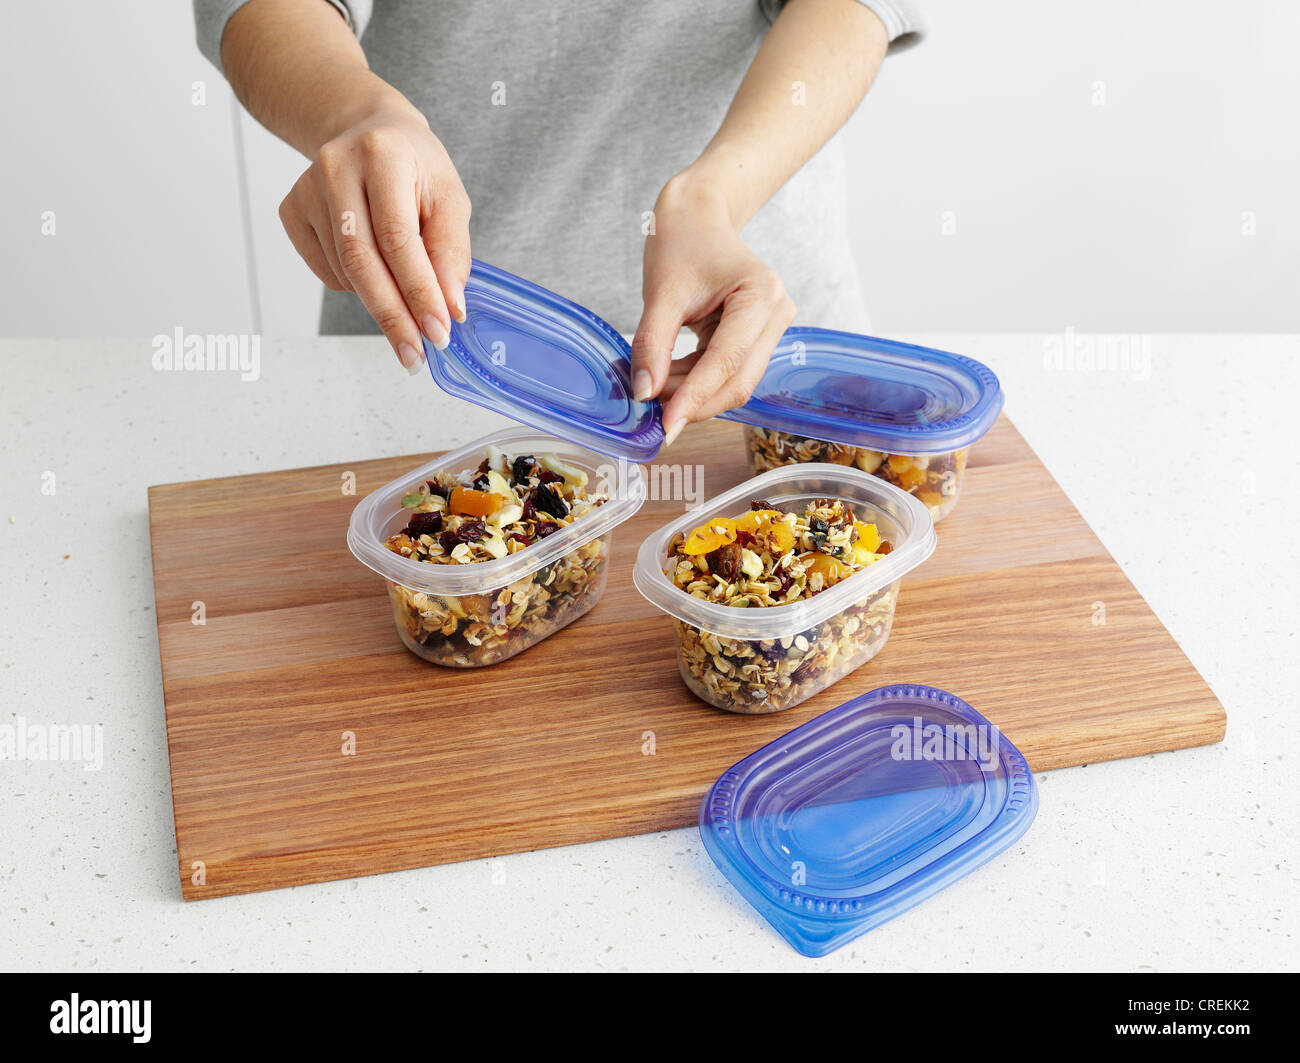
[278, 102, 471, 373]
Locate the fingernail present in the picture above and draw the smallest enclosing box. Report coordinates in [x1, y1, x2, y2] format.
[663, 417, 686, 448]
[453, 293, 467, 323]
[633, 369, 652, 402]
[398, 342, 423, 374]
[422, 315, 450, 350]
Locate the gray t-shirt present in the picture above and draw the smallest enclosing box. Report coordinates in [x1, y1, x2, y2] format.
[196, 0, 924, 336]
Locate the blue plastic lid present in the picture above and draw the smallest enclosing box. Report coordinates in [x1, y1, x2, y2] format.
[423, 260, 664, 462]
[700, 684, 1037, 957]
[719, 329, 1003, 455]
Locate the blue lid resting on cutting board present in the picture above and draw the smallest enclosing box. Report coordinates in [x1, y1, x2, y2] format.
[423, 259, 664, 463]
[699, 684, 1037, 958]
[719, 328, 1003, 455]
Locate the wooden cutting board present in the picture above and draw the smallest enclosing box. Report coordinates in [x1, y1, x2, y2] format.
[148, 416, 1225, 901]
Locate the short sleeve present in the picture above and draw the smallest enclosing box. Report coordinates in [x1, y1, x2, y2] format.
[193, 0, 374, 73]
[758, 0, 927, 52]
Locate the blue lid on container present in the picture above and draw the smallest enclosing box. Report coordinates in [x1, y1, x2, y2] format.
[700, 684, 1037, 958]
[720, 329, 1003, 455]
[423, 259, 664, 462]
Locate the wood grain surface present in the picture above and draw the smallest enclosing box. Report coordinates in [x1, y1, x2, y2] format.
[148, 416, 1225, 900]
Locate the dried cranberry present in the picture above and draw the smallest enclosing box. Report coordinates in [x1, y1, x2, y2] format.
[510, 532, 531, 546]
[424, 479, 449, 499]
[537, 469, 564, 485]
[533, 482, 570, 519]
[735, 530, 755, 548]
[405, 511, 443, 538]
[777, 571, 795, 593]
[522, 496, 537, 521]
[471, 472, 491, 491]
[534, 521, 557, 538]
[458, 517, 486, 541]
[438, 517, 486, 553]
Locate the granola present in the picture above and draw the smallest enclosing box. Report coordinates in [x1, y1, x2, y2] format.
[741, 425, 969, 522]
[382, 448, 609, 666]
[666, 497, 899, 713]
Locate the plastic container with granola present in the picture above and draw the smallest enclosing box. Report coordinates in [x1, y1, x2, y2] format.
[633, 464, 935, 713]
[349, 427, 645, 666]
[720, 329, 1003, 522]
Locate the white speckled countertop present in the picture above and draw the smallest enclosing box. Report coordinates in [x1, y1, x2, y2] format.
[1, 335, 1295, 972]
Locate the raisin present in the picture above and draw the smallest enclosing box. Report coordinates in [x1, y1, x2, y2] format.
[512, 454, 538, 485]
[424, 479, 449, 499]
[534, 521, 558, 538]
[707, 542, 743, 582]
[404, 511, 443, 538]
[810, 517, 829, 535]
[753, 642, 786, 662]
[471, 472, 491, 491]
[534, 482, 570, 519]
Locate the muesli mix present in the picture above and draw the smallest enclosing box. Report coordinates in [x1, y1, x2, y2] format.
[741, 425, 969, 521]
[383, 446, 608, 666]
[667, 496, 899, 713]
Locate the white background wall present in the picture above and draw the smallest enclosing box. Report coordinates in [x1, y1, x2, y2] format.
[1, 0, 1296, 338]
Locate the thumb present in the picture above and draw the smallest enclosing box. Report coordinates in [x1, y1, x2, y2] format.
[630, 285, 687, 402]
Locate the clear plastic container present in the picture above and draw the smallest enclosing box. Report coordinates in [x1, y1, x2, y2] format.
[349, 427, 645, 667]
[741, 427, 971, 521]
[720, 329, 1002, 522]
[633, 464, 936, 713]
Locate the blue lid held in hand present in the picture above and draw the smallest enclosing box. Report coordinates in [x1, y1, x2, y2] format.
[700, 684, 1038, 957]
[720, 329, 1003, 455]
[423, 260, 664, 463]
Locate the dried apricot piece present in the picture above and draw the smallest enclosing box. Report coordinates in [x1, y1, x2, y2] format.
[804, 552, 853, 586]
[449, 486, 505, 517]
[681, 517, 737, 555]
[853, 521, 881, 553]
[766, 520, 796, 554]
[736, 509, 783, 534]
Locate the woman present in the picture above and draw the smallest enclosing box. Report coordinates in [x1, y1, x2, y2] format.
[195, 0, 923, 445]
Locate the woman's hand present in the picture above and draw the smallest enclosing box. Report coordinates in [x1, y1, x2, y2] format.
[631, 174, 796, 446]
[278, 102, 471, 373]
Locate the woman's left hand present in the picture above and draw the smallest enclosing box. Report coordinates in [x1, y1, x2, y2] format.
[631, 174, 796, 447]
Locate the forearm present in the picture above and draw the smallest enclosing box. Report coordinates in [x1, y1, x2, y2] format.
[220, 0, 426, 158]
[674, 0, 889, 227]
